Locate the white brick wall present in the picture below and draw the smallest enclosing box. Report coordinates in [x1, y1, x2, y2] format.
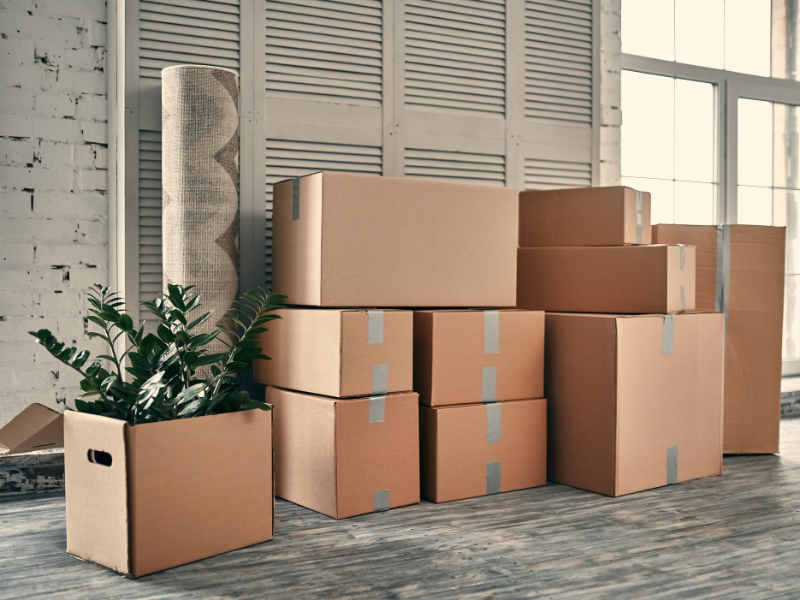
[0, 0, 109, 427]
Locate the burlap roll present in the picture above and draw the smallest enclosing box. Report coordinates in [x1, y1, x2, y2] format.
[162, 65, 239, 351]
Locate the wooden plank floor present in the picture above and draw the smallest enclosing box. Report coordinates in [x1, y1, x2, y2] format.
[3, 421, 800, 600]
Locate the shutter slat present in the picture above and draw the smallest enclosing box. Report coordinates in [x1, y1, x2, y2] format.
[525, 0, 592, 125]
[525, 158, 592, 190]
[405, 149, 506, 186]
[138, 131, 162, 298]
[266, 1, 383, 106]
[405, 0, 505, 115]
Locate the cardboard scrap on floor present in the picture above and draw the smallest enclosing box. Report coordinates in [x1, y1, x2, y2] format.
[0, 403, 63, 455]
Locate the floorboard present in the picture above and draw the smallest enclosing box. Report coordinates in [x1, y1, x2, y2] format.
[3, 421, 800, 599]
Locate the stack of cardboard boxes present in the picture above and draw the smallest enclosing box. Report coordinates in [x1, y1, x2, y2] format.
[516, 187, 726, 497]
[258, 171, 538, 517]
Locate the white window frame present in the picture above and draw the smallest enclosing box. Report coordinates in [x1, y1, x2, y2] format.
[621, 52, 800, 375]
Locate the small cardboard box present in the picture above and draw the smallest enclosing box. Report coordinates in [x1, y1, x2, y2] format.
[65, 409, 273, 578]
[254, 308, 413, 398]
[653, 224, 786, 454]
[517, 245, 696, 314]
[272, 171, 518, 307]
[267, 386, 419, 519]
[545, 312, 724, 497]
[0, 403, 63, 455]
[419, 398, 547, 503]
[413, 309, 544, 406]
[519, 186, 652, 246]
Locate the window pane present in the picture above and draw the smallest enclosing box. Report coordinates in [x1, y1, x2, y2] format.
[622, 176, 675, 225]
[738, 186, 773, 225]
[725, 0, 771, 76]
[675, 80, 715, 183]
[621, 71, 675, 180]
[621, 0, 675, 61]
[675, 0, 724, 69]
[773, 103, 800, 190]
[738, 99, 773, 187]
[675, 181, 715, 224]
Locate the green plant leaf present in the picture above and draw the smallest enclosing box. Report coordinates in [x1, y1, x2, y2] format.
[118, 313, 134, 332]
[157, 324, 175, 343]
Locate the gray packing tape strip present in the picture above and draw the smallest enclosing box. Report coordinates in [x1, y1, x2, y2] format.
[292, 177, 301, 221]
[661, 315, 675, 355]
[482, 366, 497, 403]
[374, 489, 390, 512]
[368, 310, 384, 344]
[679, 244, 685, 269]
[487, 403, 502, 444]
[487, 462, 501, 495]
[369, 395, 385, 423]
[680, 286, 685, 311]
[715, 225, 731, 326]
[667, 445, 679, 485]
[484, 311, 499, 354]
[636, 190, 643, 244]
[372, 364, 388, 395]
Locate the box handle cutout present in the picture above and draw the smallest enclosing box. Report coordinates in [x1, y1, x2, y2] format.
[87, 449, 113, 467]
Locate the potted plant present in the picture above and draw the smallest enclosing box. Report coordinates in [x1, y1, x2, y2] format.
[31, 283, 286, 577]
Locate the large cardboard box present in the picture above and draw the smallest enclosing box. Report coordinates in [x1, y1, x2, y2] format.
[653, 224, 786, 453]
[545, 312, 724, 497]
[272, 171, 518, 307]
[517, 245, 696, 314]
[519, 186, 652, 246]
[267, 386, 419, 519]
[419, 398, 547, 503]
[255, 308, 413, 398]
[413, 309, 544, 406]
[64, 409, 273, 577]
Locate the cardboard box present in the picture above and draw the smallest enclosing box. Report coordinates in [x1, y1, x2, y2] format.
[0, 403, 63, 455]
[517, 245, 696, 314]
[653, 224, 786, 453]
[419, 398, 547, 503]
[272, 171, 518, 307]
[254, 308, 412, 398]
[267, 386, 419, 519]
[545, 312, 724, 497]
[519, 186, 652, 246]
[65, 409, 273, 577]
[413, 309, 544, 406]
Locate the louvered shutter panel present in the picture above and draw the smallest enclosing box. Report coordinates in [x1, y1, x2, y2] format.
[136, 0, 241, 301]
[525, 158, 591, 190]
[405, 150, 505, 187]
[265, 0, 382, 106]
[265, 140, 382, 285]
[524, 0, 592, 124]
[405, 0, 506, 114]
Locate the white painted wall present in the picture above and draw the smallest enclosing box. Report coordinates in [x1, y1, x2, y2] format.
[599, 0, 622, 186]
[0, 0, 109, 427]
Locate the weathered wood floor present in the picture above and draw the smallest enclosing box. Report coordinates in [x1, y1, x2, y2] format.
[3, 421, 800, 600]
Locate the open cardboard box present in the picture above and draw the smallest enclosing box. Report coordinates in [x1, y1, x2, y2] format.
[653, 224, 785, 454]
[64, 408, 274, 578]
[0, 403, 64, 455]
[255, 308, 413, 398]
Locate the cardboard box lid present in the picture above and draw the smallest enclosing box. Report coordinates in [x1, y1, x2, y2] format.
[517, 244, 696, 314]
[519, 186, 652, 246]
[0, 403, 64, 455]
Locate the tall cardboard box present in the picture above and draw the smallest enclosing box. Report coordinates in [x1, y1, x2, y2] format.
[519, 186, 652, 246]
[64, 409, 273, 577]
[255, 308, 413, 398]
[545, 312, 724, 497]
[419, 398, 547, 503]
[413, 309, 544, 406]
[267, 386, 419, 519]
[517, 245, 696, 314]
[272, 172, 518, 307]
[653, 224, 786, 454]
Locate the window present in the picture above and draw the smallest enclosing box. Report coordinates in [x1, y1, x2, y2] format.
[621, 1, 800, 372]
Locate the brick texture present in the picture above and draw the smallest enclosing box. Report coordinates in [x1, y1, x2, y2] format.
[0, 0, 109, 427]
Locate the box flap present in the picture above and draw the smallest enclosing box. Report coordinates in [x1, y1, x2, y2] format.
[64, 411, 130, 576]
[0, 403, 64, 455]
